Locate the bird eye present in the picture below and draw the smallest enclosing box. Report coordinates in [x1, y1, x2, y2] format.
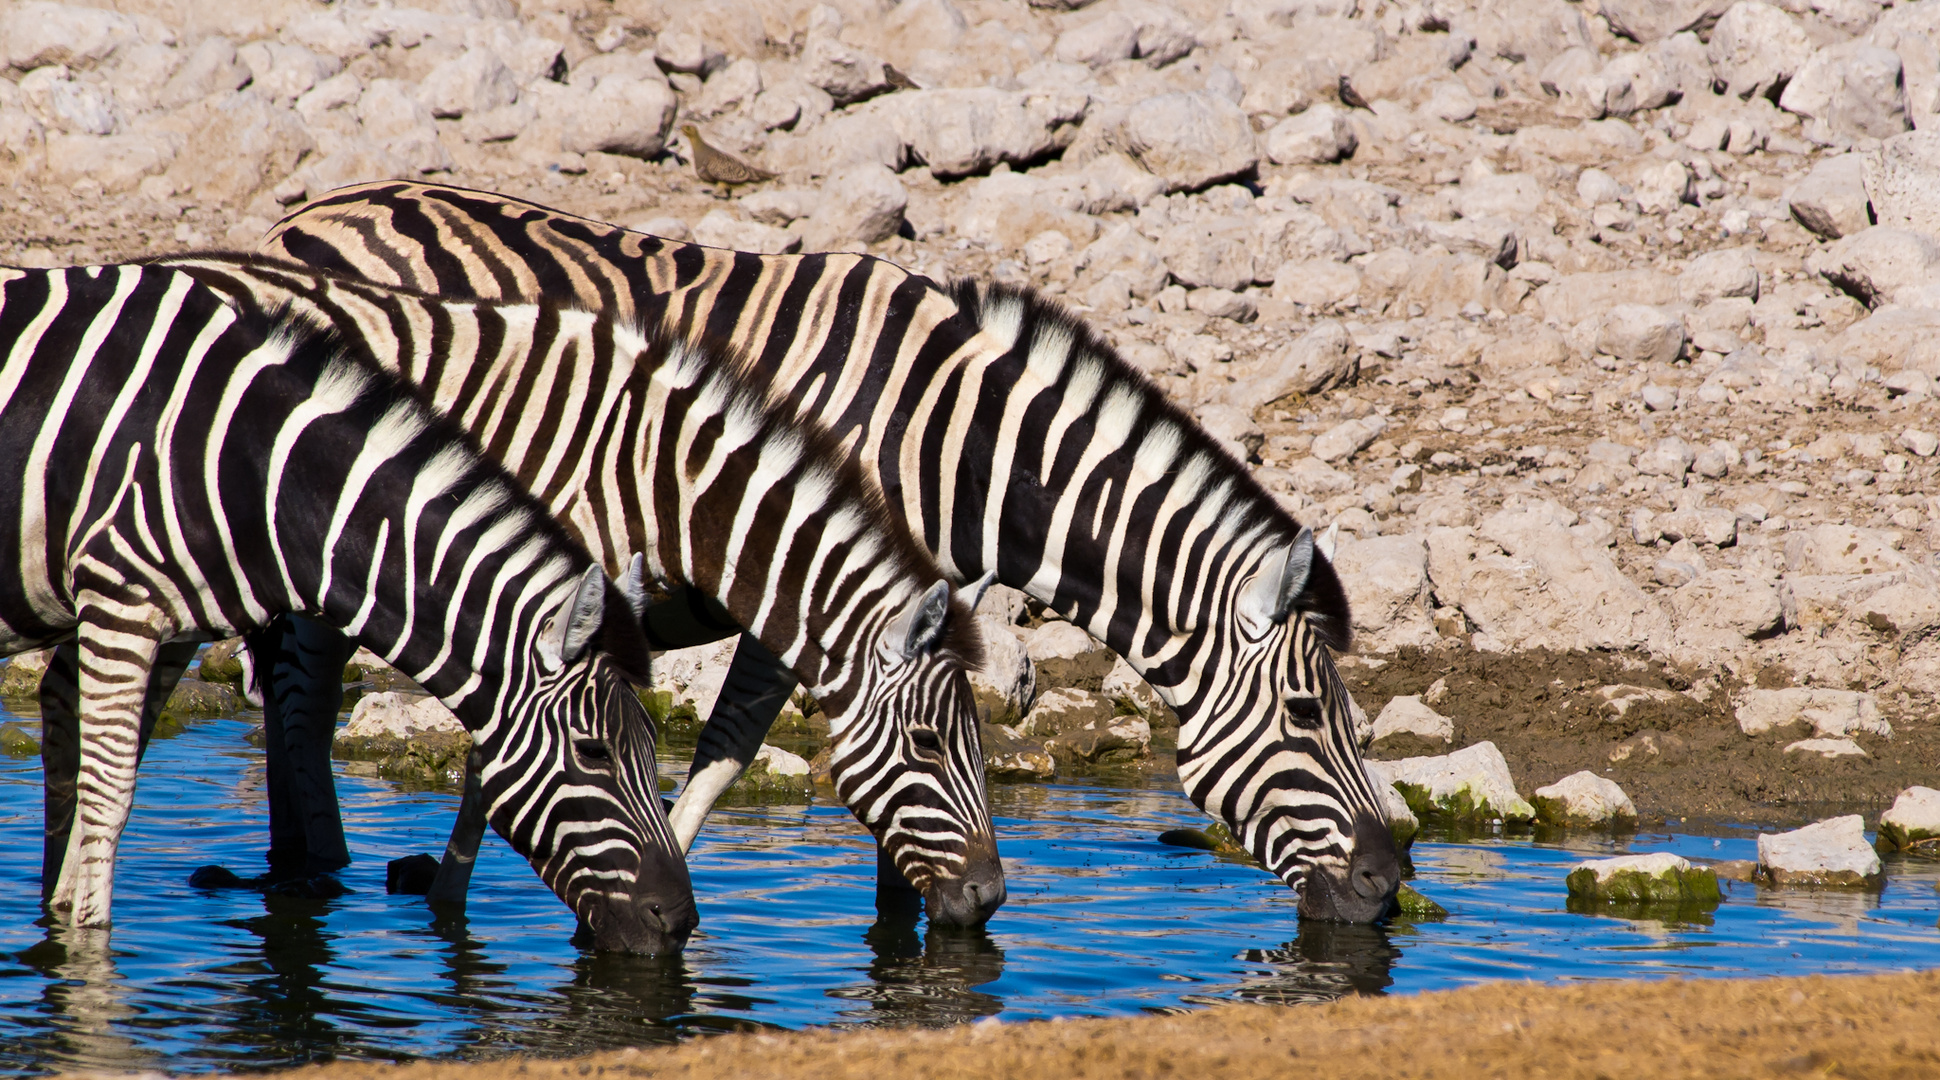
[575, 738, 612, 763]
[909, 727, 944, 755]
[1283, 696, 1325, 730]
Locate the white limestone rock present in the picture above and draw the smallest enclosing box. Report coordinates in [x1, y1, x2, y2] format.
[1706, 2, 1814, 102]
[1310, 415, 1386, 463]
[1373, 741, 1535, 823]
[732, 743, 813, 800]
[968, 612, 1035, 725]
[1756, 815, 1884, 887]
[558, 73, 677, 158]
[1876, 786, 1940, 853]
[1670, 569, 1785, 644]
[1263, 104, 1356, 165]
[1598, 304, 1686, 364]
[1867, 129, 1940, 237]
[800, 162, 906, 247]
[1780, 43, 1911, 142]
[1118, 91, 1258, 192]
[1807, 227, 1940, 310]
[1332, 533, 1436, 650]
[692, 210, 801, 255]
[1735, 687, 1890, 739]
[1566, 851, 1719, 904]
[1371, 695, 1453, 746]
[1783, 737, 1869, 758]
[871, 88, 1088, 179]
[1788, 153, 1873, 240]
[1534, 771, 1638, 827]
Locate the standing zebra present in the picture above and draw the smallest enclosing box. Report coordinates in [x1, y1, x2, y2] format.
[123, 252, 1006, 927]
[0, 263, 693, 951]
[256, 182, 1399, 922]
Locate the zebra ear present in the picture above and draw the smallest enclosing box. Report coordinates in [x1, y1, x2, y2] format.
[549, 564, 609, 670]
[961, 570, 998, 614]
[898, 580, 955, 661]
[618, 552, 650, 621]
[1272, 527, 1318, 623]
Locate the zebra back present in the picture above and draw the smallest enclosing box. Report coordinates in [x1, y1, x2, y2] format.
[147, 251, 1004, 917]
[0, 264, 693, 949]
[261, 181, 1400, 921]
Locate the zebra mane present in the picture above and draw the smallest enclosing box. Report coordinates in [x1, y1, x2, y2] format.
[250, 300, 656, 683]
[678, 326, 987, 669]
[944, 278, 1352, 653]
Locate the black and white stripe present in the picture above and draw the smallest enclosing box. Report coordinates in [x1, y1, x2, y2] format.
[0, 263, 693, 951]
[145, 252, 1005, 926]
[261, 181, 1401, 920]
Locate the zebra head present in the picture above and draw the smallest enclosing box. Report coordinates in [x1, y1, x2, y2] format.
[826, 579, 1004, 928]
[476, 562, 697, 955]
[1175, 526, 1400, 924]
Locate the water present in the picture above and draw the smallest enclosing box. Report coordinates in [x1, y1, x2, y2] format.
[0, 706, 1935, 1075]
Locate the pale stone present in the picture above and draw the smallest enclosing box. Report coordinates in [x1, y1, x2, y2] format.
[1671, 569, 1783, 642]
[1598, 304, 1686, 363]
[1213, 319, 1354, 407]
[1707, 2, 1814, 101]
[1757, 815, 1884, 887]
[418, 48, 519, 119]
[871, 88, 1088, 179]
[1333, 533, 1436, 648]
[1054, 11, 1138, 67]
[968, 612, 1035, 724]
[800, 34, 886, 104]
[801, 163, 906, 247]
[342, 691, 463, 741]
[1876, 786, 1940, 853]
[1372, 695, 1453, 745]
[1263, 104, 1356, 165]
[1162, 215, 1256, 291]
[1370, 741, 1536, 822]
[1734, 687, 1890, 738]
[1783, 524, 1907, 575]
[559, 74, 677, 158]
[1535, 771, 1638, 827]
[1, 2, 139, 71]
[692, 210, 801, 255]
[1311, 415, 1387, 463]
[1780, 43, 1911, 141]
[1679, 248, 1760, 306]
[1119, 91, 1258, 192]
[1784, 736, 1869, 758]
[1807, 227, 1940, 309]
[1868, 129, 1940, 237]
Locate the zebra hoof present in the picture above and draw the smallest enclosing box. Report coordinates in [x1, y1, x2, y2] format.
[187, 865, 254, 890]
[387, 854, 440, 895]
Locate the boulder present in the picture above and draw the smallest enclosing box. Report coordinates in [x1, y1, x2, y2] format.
[1598, 0, 1730, 44]
[0, 2, 139, 71]
[1024, 621, 1116, 692]
[1370, 695, 1453, 747]
[0, 721, 37, 757]
[1310, 415, 1386, 463]
[1100, 656, 1174, 729]
[1019, 688, 1150, 765]
[693, 210, 801, 255]
[162, 677, 239, 722]
[799, 34, 888, 104]
[1598, 304, 1685, 363]
[418, 48, 519, 119]
[639, 639, 737, 739]
[969, 613, 1035, 724]
[1875, 786, 1940, 854]
[1118, 91, 1258, 192]
[1213, 319, 1355, 407]
[1533, 771, 1638, 827]
[1263, 104, 1356, 165]
[872, 88, 1088, 179]
[801, 163, 906, 247]
[1706, 1, 1813, 101]
[1734, 687, 1889, 738]
[1565, 852, 1720, 905]
[1807, 227, 1940, 310]
[1054, 12, 1137, 67]
[333, 691, 470, 784]
[981, 722, 1057, 781]
[1375, 776, 1420, 851]
[1332, 533, 1436, 649]
[1867, 130, 1940, 237]
[1161, 216, 1256, 291]
[1671, 569, 1784, 642]
[1779, 43, 1911, 141]
[1789, 153, 1875, 240]
[163, 90, 314, 207]
[161, 36, 252, 109]
[559, 74, 677, 158]
[1368, 741, 1535, 823]
[726, 744, 812, 802]
[1535, 269, 1678, 325]
[0, 649, 52, 697]
[1783, 524, 1909, 575]
[1679, 248, 1760, 306]
[1081, 223, 1170, 298]
[1756, 815, 1885, 887]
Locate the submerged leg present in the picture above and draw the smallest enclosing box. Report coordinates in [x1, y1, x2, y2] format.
[421, 752, 488, 906]
[255, 615, 353, 876]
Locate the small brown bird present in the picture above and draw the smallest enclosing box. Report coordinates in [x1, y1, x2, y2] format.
[1338, 75, 1373, 112]
[883, 63, 919, 91]
[681, 124, 776, 187]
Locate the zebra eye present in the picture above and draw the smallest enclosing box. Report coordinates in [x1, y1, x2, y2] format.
[574, 738, 612, 764]
[1283, 695, 1325, 730]
[909, 727, 944, 756]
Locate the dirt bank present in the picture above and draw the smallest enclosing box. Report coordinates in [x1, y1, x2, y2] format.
[125, 969, 1940, 1080]
[1341, 646, 1940, 829]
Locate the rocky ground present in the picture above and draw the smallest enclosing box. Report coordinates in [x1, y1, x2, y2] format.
[4, 0, 1940, 830]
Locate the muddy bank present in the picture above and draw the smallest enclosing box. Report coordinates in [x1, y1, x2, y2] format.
[144, 969, 1940, 1080]
[1343, 646, 1940, 828]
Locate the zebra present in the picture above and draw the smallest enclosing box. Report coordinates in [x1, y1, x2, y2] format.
[0, 263, 694, 952]
[257, 181, 1402, 922]
[130, 252, 1007, 927]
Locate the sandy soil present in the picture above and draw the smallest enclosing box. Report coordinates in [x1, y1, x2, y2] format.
[92, 968, 1940, 1080]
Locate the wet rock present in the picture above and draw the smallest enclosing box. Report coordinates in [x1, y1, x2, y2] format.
[1707, 2, 1813, 102]
[1020, 688, 1150, 765]
[1734, 687, 1890, 738]
[1808, 227, 1940, 310]
[981, 722, 1057, 781]
[162, 677, 238, 722]
[1533, 771, 1638, 827]
[1371, 695, 1453, 749]
[334, 691, 470, 784]
[1712, 859, 1758, 882]
[726, 743, 812, 802]
[0, 721, 38, 757]
[1566, 852, 1720, 905]
[1395, 882, 1446, 918]
[1379, 778, 1420, 851]
[1867, 130, 1940, 237]
[0, 649, 50, 698]
[1875, 786, 1940, 854]
[1024, 621, 1115, 693]
[197, 638, 247, 687]
[1368, 741, 1535, 823]
[640, 639, 736, 740]
[1117, 91, 1257, 192]
[1788, 153, 1874, 240]
[969, 613, 1035, 724]
[1756, 815, 1885, 888]
[1100, 656, 1175, 730]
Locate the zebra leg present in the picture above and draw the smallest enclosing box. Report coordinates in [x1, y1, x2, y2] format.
[669, 634, 798, 852]
[49, 617, 169, 929]
[254, 615, 353, 876]
[421, 750, 487, 906]
[38, 641, 190, 898]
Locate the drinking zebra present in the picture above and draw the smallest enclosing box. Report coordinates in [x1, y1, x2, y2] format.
[257, 181, 1400, 922]
[0, 263, 693, 952]
[130, 252, 1006, 927]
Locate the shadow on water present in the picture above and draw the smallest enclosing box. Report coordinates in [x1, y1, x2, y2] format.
[14, 923, 150, 1075]
[1179, 921, 1401, 1009]
[825, 912, 1007, 1026]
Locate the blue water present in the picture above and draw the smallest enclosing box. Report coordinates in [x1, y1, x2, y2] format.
[0, 705, 1935, 1075]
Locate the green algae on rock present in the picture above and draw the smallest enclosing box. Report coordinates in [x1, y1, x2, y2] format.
[1566, 852, 1721, 907]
